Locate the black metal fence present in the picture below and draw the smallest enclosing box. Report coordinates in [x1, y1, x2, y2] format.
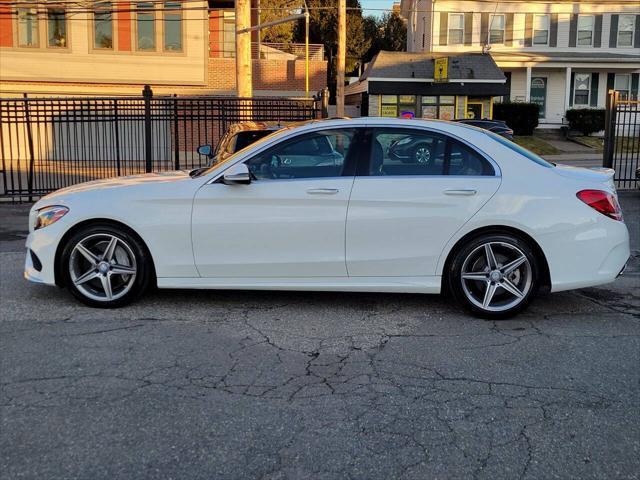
[0, 86, 322, 201]
[604, 91, 639, 190]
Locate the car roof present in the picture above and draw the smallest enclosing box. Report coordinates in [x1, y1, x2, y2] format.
[275, 116, 492, 138]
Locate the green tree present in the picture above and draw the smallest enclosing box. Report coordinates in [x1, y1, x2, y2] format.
[258, 0, 300, 44]
[381, 12, 407, 52]
[362, 15, 383, 64]
[304, 0, 371, 91]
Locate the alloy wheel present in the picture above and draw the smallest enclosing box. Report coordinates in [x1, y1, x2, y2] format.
[69, 233, 137, 302]
[460, 241, 532, 313]
[414, 146, 431, 164]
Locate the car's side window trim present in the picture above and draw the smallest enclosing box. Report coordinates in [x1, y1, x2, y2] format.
[358, 125, 501, 178]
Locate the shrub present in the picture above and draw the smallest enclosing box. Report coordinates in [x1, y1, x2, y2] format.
[565, 109, 605, 136]
[493, 102, 540, 135]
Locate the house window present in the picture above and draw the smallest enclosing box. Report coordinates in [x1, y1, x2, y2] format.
[47, 8, 67, 48]
[573, 73, 591, 106]
[163, 1, 182, 51]
[136, 2, 156, 50]
[448, 14, 464, 45]
[614, 74, 631, 101]
[17, 8, 39, 47]
[223, 13, 235, 57]
[93, 1, 113, 49]
[577, 15, 594, 46]
[533, 15, 549, 45]
[618, 15, 635, 47]
[489, 14, 505, 44]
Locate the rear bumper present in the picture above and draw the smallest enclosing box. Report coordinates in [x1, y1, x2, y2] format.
[542, 217, 630, 293]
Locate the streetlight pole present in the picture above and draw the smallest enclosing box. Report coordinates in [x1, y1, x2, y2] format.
[336, 0, 346, 116]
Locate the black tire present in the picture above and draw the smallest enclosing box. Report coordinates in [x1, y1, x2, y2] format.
[60, 224, 153, 308]
[447, 233, 540, 319]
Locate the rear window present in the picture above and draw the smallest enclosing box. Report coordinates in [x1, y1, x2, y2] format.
[235, 130, 274, 152]
[485, 130, 554, 168]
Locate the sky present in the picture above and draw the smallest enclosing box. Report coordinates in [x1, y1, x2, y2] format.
[360, 0, 397, 18]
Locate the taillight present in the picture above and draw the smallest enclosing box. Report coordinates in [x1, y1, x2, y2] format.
[576, 189, 623, 221]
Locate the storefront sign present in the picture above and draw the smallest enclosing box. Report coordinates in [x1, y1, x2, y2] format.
[434, 57, 448, 83]
[381, 104, 398, 117]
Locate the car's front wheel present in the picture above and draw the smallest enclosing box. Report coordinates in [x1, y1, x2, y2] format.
[61, 224, 153, 308]
[448, 234, 539, 319]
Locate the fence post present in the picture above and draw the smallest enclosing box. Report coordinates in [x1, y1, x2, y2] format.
[173, 94, 180, 170]
[143, 85, 153, 173]
[320, 87, 329, 118]
[23, 94, 35, 202]
[603, 90, 618, 169]
[113, 99, 121, 176]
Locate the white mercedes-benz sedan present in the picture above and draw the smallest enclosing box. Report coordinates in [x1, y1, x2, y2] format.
[24, 118, 630, 318]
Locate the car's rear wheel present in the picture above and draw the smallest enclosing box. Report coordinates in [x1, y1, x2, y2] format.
[61, 224, 152, 308]
[448, 234, 539, 319]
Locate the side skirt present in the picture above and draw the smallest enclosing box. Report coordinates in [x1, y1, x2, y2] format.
[156, 276, 442, 294]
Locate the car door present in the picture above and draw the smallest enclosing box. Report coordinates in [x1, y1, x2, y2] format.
[346, 127, 501, 277]
[192, 128, 361, 278]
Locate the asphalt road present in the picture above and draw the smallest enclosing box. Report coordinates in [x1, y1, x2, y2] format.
[1, 192, 639, 480]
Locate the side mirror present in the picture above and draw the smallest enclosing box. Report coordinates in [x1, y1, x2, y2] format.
[222, 163, 251, 185]
[197, 144, 213, 158]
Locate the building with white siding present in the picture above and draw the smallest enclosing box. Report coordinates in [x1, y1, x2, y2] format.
[400, 0, 640, 128]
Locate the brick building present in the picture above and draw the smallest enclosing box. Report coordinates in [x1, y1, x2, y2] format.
[0, 0, 327, 97]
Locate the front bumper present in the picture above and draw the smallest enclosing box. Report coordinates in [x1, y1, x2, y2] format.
[24, 220, 69, 286]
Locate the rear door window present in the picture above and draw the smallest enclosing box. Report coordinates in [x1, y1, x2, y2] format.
[367, 128, 494, 177]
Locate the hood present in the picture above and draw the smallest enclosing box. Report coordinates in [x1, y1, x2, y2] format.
[552, 164, 616, 190]
[39, 171, 192, 202]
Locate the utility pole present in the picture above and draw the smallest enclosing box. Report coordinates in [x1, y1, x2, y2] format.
[236, 0, 252, 97]
[336, 0, 346, 117]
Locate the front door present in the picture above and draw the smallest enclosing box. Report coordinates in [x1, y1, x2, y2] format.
[530, 77, 547, 118]
[192, 128, 360, 278]
[346, 127, 501, 277]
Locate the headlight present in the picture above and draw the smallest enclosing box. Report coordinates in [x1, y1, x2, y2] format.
[34, 206, 69, 230]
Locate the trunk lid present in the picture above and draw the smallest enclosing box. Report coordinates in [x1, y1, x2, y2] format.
[552, 164, 616, 190]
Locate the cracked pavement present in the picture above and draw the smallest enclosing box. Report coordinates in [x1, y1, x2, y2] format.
[1, 192, 639, 479]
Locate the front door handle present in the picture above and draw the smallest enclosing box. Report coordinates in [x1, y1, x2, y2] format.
[307, 188, 339, 195]
[444, 189, 477, 196]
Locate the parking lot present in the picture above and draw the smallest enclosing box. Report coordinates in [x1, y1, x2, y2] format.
[1, 192, 638, 479]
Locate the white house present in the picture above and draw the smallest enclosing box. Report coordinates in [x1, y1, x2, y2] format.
[400, 0, 640, 128]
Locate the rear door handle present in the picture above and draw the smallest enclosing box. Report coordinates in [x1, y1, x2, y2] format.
[307, 188, 339, 195]
[444, 189, 477, 196]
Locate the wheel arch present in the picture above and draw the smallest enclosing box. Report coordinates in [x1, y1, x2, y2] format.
[54, 218, 157, 288]
[440, 225, 551, 293]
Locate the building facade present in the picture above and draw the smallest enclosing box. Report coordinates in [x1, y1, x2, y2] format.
[345, 51, 508, 120]
[400, 0, 640, 127]
[0, 0, 326, 97]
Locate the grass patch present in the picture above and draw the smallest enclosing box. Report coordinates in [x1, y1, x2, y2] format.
[572, 136, 604, 152]
[513, 136, 561, 156]
[573, 135, 640, 153]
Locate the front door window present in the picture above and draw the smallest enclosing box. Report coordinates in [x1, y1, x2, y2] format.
[246, 129, 355, 180]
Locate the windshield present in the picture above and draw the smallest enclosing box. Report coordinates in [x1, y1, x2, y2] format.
[484, 130, 554, 168]
[192, 126, 293, 178]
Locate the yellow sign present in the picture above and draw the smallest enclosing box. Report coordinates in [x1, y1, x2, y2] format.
[434, 57, 448, 83]
[381, 105, 398, 117]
